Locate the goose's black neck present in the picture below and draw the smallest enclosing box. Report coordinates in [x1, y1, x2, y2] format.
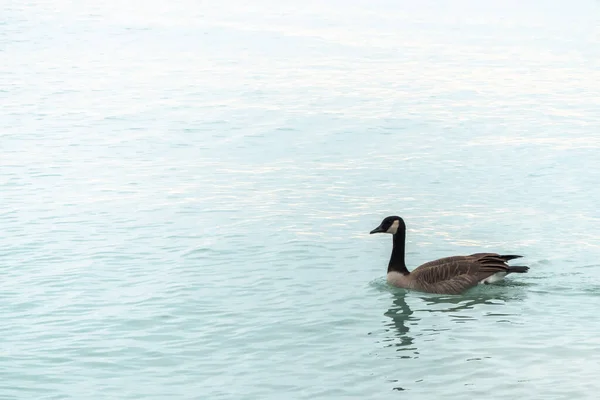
[389, 228, 409, 275]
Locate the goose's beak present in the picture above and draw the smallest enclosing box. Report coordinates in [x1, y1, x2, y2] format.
[370, 226, 384, 234]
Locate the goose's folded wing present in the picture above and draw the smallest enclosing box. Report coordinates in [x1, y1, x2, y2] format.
[411, 257, 501, 294]
[417, 274, 482, 295]
[413, 257, 481, 283]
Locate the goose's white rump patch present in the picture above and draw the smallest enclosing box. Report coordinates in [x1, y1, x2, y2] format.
[480, 272, 507, 284]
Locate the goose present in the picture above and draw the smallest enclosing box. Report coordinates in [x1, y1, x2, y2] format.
[370, 216, 529, 295]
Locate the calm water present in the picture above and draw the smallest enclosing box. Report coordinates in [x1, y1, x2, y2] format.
[2, 1, 600, 399]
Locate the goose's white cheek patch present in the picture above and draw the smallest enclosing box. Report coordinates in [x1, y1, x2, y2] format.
[386, 220, 399, 234]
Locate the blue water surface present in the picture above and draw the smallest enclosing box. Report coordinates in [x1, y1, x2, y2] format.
[2, 1, 600, 399]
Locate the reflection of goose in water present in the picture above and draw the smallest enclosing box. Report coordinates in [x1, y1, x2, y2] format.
[381, 286, 528, 355]
[382, 290, 416, 358]
[417, 286, 527, 313]
[381, 287, 528, 391]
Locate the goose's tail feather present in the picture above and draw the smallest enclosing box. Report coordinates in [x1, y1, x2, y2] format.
[500, 255, 523, 261]
[507, 266, 529, 273]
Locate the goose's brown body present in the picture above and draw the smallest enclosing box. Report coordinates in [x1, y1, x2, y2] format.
[370, 216, 529, 295]
[386, 253, 526, 295]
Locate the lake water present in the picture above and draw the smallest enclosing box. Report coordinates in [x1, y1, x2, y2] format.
[2, 1, 600, 399]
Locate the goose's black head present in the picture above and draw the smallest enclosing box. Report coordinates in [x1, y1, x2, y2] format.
[370, 215, 405, 235]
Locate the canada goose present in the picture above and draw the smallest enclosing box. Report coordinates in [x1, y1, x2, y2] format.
[370, 216, 529, 295]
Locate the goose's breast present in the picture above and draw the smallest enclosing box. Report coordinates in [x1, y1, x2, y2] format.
[387, 271, 412, 288]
